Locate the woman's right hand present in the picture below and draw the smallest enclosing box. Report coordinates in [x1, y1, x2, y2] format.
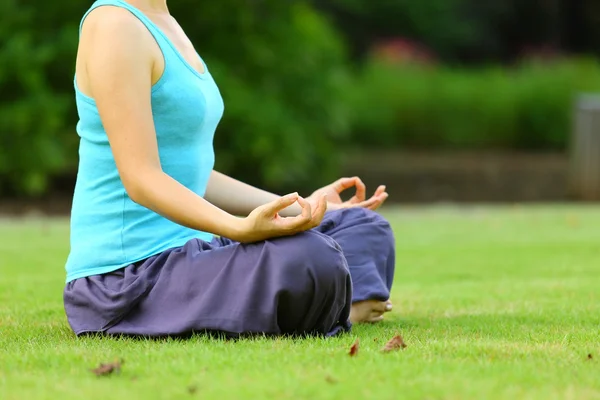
[232, 193, 327, 243]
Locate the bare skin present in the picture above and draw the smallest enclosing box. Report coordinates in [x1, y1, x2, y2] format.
[350, 300, 393, 324]
[77, 0, 392, 324]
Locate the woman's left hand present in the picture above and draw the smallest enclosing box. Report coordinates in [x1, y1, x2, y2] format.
[308, 177, 388, 211]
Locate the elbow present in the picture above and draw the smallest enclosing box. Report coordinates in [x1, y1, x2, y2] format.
[121, 169, 156, 205]
[124, 181, 146, 205]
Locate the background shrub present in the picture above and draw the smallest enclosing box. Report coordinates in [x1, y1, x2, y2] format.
[3, 0, 600, 197]
[0, 1, 350, 196]
[344, 57, 600, 150]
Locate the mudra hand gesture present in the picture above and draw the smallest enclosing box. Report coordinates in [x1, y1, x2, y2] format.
[308, 177, 388, 212]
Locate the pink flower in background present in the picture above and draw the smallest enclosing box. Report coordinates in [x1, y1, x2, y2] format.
[371, 38, 437, 66]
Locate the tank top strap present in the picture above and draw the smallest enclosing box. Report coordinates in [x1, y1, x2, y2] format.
[80, 0, 172, 55]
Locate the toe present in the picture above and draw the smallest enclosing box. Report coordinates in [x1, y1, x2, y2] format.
[371, 300, 387, 313]
[366, 314, 385, 323]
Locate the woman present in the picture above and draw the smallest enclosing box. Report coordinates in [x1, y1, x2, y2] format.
[64, 0, 396, 338]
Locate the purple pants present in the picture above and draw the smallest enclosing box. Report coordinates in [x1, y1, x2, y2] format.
[64, 208, 396, 337]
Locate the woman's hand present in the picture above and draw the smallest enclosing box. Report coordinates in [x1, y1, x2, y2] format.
[232, 193, 327, 243]
[308, 177, 388, 211]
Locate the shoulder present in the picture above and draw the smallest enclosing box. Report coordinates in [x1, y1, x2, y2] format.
[80, 6, 150, 50]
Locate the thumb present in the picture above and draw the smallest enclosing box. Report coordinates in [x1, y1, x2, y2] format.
[263, 193, 299, 215]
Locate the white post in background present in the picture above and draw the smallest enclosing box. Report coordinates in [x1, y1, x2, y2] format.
[570, 94, 600, 200]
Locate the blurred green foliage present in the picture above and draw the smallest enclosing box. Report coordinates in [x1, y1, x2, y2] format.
[0, 0, 350, 196]
[169, 1, 351, 193]
[0, 0, 82, 196]
[314, 0, 477, 61]
[345, 57, 600, 149]
[315, 0, 598, 64]
[2, 0, 600, 197]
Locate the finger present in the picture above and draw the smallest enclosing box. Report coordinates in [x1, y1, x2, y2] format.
[366, 193, 388, 210]
[311, 195, 327, 227]
[332, 177, 368, 205]
[332, 177, 354, 191]
[301, 195, 325, 229]
[352, 196, 380, 210]
[373, 185, 386, 197]
[274, 197, 312, 232]
[263, 192, 299, 215]
[359, 192, 388, 210]
[296, 196, 312, 221]
[338, 192, 387, 211]
[350, 177, 367, 203]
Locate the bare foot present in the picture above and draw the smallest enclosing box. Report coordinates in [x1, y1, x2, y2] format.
[350, 300, 388, 324]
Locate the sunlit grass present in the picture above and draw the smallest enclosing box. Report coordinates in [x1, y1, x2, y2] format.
[1, 206, 599, 399]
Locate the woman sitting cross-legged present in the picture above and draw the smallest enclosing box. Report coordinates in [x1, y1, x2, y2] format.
[63, 0, 396, 338]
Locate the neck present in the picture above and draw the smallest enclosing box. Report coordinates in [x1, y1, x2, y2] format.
[124, 0, 168, 13]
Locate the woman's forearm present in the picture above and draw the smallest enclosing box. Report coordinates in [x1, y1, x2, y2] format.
[204, 170, 302, 217]
[128, 168, 244, 239]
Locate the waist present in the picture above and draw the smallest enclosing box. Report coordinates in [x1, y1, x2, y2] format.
[66, 213, 213, 282]
[66, 187, 213, 282]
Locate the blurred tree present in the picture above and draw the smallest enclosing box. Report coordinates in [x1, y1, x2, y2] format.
[169, 0, 351, 193]
[562, 0, 600, 56]
[3, 0, 600, 198]
[312, 0, 600, 64]
[0, 0, 85, 196]
[312, 0, 476, 62]
[0, 0, 350, 196]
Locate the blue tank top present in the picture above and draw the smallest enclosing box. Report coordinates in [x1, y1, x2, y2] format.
[65, 0, 224, 282]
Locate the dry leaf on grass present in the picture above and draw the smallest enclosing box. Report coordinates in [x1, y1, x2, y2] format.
[188, 385, 198, 394]
[566, 215, 580, 228]
[381, 334, 407, 353]
[91, 359, 123, 376]
[349, 338, 359, 356]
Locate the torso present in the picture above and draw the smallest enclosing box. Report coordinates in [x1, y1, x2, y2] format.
[66, 0, 224, 282]
[147, 12, 206, 75]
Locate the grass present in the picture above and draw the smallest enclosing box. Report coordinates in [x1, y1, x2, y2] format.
[1, 205, 599, 400]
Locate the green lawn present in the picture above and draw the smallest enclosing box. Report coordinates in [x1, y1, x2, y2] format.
[1, 206, 599, 400]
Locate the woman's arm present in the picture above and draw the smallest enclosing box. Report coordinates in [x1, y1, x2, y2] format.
[206, 171, 390, 216]
[82, 8, 324, 243]
[205, 170, 302, 217]
[83, 9, 245, 238]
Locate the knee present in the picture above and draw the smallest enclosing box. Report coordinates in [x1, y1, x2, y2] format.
[274, 232, 349, 287]
[338, 207, 392, 228]
[363, 208, 392, 229]
[368, 209, 395, 245]
[368, 210, 396, 262]
[345, 208, 395, 245]
[271, 232, 351, 334]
